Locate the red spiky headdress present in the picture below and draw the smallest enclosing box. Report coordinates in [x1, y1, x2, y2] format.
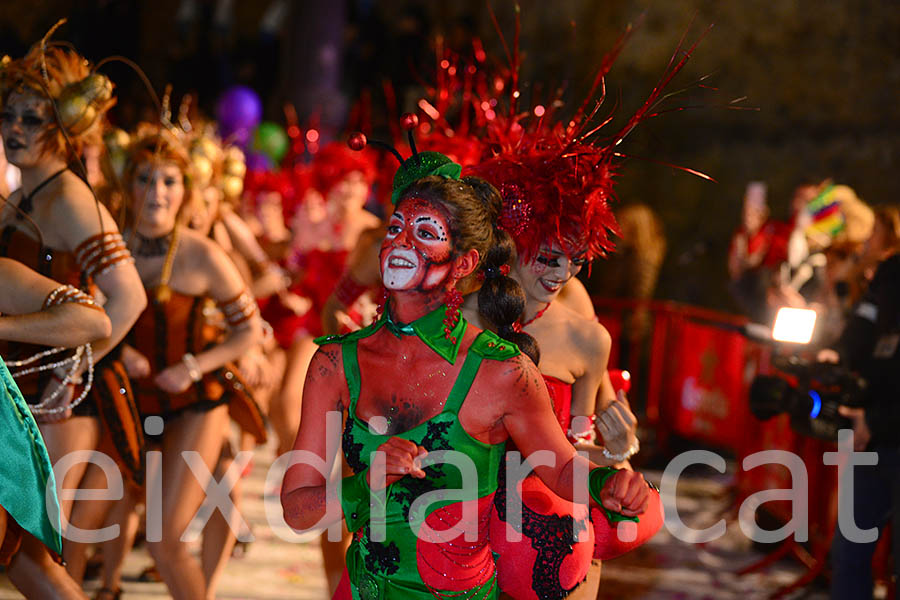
[466, 14, 712, 264]
[468, 136, 620, 262]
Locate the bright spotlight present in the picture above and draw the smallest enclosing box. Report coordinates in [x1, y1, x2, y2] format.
[771, 307, 817, 344]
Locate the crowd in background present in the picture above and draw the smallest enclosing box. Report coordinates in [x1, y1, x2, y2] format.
[727, 178, 900, 344]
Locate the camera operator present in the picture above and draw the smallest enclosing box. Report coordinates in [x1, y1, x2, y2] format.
[824, 248, 900, 599]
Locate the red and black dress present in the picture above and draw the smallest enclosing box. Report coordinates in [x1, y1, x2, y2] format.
[490, 375, 663, 599]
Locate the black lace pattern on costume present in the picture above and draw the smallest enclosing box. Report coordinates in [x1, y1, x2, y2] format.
[493, 464, 588, 599]
[361, 525, 400, 576]
[343, 412, 366, 474]
[390, 419, 455, 521]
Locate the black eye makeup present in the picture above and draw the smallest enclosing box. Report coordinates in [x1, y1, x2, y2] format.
[535, 252, 587, 269]
[22, 114, 45, 128]
[536, 254, 560, 267]
[0, 111, 46, 129]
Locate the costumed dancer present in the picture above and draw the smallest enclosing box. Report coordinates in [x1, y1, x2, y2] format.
[466, 144, 646, 599]
[456, 19, 710, 598]
[281, 136, 659, 599]
[0, 258, 111, 598]
[85, 124, 262, 600]
[0, 32, 148, 590]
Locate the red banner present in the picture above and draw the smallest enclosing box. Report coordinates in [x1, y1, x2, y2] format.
[651, 315, 751, 452]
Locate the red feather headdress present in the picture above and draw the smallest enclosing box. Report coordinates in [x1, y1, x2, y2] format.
[465, 15, 712, 264]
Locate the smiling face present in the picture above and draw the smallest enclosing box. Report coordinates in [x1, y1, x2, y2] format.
[130, 161, 186, 236]
[380, 197, 455, 292]
[514, 240, 588, 304]
[0, 91, 54, 168]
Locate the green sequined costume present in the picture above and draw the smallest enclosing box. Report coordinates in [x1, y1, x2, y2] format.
[0, 356, 63, 562]
[317, 306, 517, 599]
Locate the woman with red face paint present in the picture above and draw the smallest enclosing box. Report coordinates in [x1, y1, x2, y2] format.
[281, 141, 658, 599]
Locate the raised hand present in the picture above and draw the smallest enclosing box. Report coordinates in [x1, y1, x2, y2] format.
[367, 436, 428, 490]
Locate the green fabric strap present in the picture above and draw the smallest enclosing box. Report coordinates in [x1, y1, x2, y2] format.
[442, 339, 484, 415]
[588, 467, 640, 524]
[342, 339, 361, 413]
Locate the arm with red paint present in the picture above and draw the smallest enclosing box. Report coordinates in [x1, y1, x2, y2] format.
[281, 345, 347, 531]
[490, 354, 645, 513]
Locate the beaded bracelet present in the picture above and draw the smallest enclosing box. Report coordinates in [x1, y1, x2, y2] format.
[601, 438, 640, 463]
[42, 284, 101, 311]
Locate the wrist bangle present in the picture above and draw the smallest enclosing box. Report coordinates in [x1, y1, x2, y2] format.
[602, 438, 640, 463]
[567, 414, 598, 444]
[182, 353, 202, 382]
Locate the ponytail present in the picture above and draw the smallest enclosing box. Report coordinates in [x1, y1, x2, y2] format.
[477, 231, 540, 365]
[462, 176, 541, 365]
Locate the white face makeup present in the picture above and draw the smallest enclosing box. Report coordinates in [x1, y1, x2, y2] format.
[514, 241, 588, 304]
[131, 161, 186, 236]
[0, 92, 53, 169]
[380, 197, 454, 292]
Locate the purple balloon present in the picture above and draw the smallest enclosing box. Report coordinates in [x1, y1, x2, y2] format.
[216, 86, 263, 141]
[245, 151, 273, 172]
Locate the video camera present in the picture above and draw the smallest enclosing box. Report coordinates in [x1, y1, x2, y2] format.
[745, 308, 868, 441]
[749, 355, 867, 441]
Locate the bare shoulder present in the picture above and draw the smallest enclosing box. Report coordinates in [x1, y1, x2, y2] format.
[354, 224, 385, 255]
[52, 172, 119, 245]
[562, 305, 611, 361]
[178, 226, 227, 266]
[305, 343, 349, 410]
[307, 343, 345, 383]
[476, 351, 547, 412]
[558, 277, 595, 318]
[177, 227, 245, 295]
